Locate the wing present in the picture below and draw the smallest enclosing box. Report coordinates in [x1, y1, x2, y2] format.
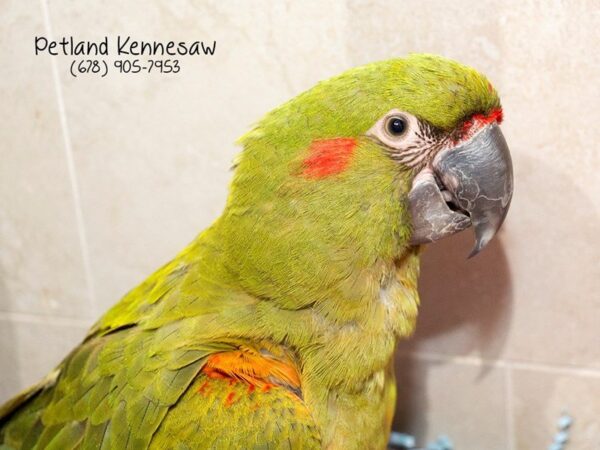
[150, 370, 320, 449]
[1, 335, 320, 449]
[0, 327, 218, 449]
[0, 242, 320, 449]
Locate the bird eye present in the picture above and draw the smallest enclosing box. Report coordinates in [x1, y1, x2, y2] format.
[366, 109, 417, 151]
[385, 116, 408, 137]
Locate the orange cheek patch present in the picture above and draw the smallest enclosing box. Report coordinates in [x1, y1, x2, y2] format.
[301, 138, 357, 178]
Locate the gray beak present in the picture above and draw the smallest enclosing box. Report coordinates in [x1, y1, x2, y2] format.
[409, 123, 513, 257]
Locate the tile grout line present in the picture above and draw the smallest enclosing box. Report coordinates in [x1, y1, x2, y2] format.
[398, 350, 600, 379]
[39, 0, 97, 316]
[504, 363, 516, 450]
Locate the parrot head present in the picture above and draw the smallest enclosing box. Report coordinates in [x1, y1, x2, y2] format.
[223, 54, 512, 302]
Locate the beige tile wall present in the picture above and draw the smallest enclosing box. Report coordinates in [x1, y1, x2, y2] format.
[1, 1, 598, 448]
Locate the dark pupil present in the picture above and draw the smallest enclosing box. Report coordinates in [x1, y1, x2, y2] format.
[388, 117, 406, 135]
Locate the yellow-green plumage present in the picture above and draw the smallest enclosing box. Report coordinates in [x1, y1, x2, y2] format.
[0, 54, 500, 449]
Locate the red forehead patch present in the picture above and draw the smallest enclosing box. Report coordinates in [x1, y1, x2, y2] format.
[472, 107, 503, 126]
[302, 138, 357, 178]
[459, 108, 503, 140]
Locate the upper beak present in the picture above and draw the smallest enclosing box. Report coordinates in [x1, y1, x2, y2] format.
[409, 123, 513, 256]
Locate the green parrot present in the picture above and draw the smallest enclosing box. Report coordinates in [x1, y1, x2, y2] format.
[0, 53, 513, 449]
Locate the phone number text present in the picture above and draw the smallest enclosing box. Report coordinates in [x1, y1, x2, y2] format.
[69, 59, 181, 77]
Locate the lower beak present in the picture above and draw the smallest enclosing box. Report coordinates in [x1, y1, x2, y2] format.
[409, 123, 513, 256]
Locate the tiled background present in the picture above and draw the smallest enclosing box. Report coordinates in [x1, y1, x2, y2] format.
[1, 1, 599, 449]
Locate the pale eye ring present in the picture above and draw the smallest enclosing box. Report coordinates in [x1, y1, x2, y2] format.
[385, 115, 408, 138]
[366, 109, 418, 151]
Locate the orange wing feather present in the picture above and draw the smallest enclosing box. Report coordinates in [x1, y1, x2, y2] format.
[201, 346, 302, 396]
